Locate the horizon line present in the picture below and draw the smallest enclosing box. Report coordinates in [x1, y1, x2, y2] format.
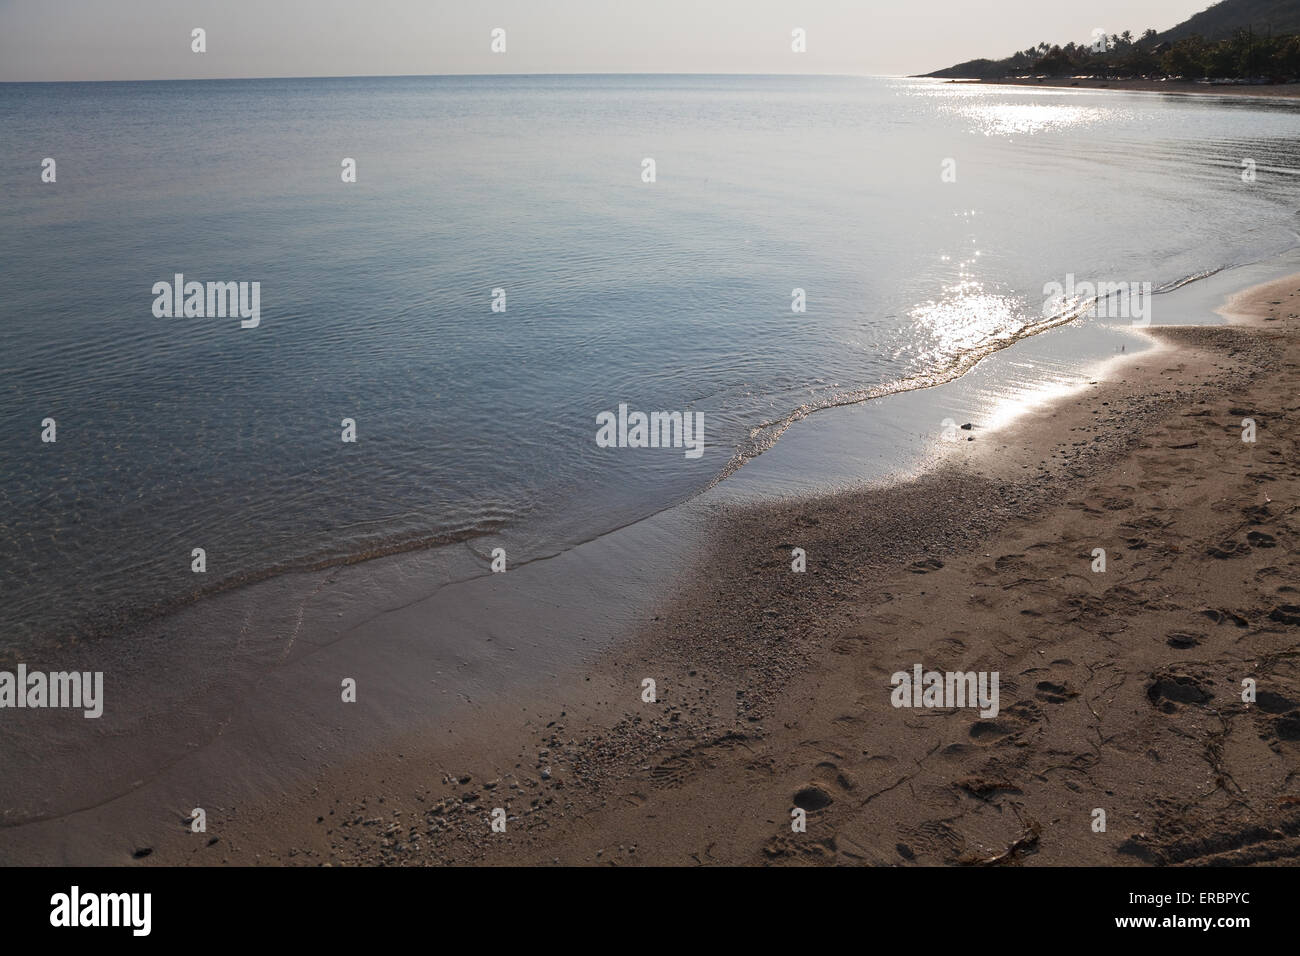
[0, 70, 912, 85]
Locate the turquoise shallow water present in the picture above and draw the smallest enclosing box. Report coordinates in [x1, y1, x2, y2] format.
[1, 74, 1298, 649]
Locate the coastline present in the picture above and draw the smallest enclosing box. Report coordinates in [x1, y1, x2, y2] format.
[950, 77, 1300, 100]
[3, 260, 1297, 866]
[8, 71, 1300, 666]
[37, 265, 1300, 867]
[417, 269, 1300, 866]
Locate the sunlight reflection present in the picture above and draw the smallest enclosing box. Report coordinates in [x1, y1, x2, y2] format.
[978, 370, 1092, 433]
[908, 82, 1117, 136]
[910, 279, 1023, 361]
[962, 102, 1110, 136]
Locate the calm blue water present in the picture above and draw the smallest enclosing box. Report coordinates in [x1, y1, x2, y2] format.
[2, 74, 1299, 650]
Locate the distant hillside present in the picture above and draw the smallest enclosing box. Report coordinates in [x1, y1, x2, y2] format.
[1159, 0, 1300, 43]
[927, 59, 1005, 80]
[923, 0, 1300, 79]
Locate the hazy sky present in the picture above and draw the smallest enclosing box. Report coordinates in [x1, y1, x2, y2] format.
[0, 0, 1217, 82]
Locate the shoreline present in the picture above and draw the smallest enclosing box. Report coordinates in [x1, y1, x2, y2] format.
[3, 262, 1297, 866]
[81, 269, 1300, 865]
[942, 77, 1300, 100]
[9, 71, 1300, 665]
[2, 261, 1170, 661]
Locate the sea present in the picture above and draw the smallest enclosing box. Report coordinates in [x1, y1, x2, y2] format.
[3, 74, 1299, 652]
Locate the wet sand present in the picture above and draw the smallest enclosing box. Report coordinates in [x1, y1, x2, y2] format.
[94, 269, 1299, 867]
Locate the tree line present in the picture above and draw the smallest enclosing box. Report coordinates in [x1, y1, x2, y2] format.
[932, 28, 1300, 81]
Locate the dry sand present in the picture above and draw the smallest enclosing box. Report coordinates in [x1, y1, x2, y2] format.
[137, 273, 1300, 867]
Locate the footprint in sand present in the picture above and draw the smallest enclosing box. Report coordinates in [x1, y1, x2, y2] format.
[1268, 605, 1300, 626]
[1274, 713, 1300, 742]
[969, 707, 1034, 744]
[1207, 539, 1252, 559]
[994, 554, 1031, 573]
[761, 834, 837, 861]
[792, 785, 833, 812]
[1256, 691, 1299, 714]
[812, 760, 857, 793]
[1125, 513, 1174, 532]
[647, 733, 751, 788]
[899, 819, 967, 862]
[1253, 697, 1300, 750]
[1201, 607, 1250, 627]
[1146, 668, 1213, 712]
[1243, 504, 1273, 523]
[1033, 680, 1078, 704]
[955, 776, 1023, 799]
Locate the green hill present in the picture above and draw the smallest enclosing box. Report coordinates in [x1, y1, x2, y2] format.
[1159, 0, 1300, 43]
[923, 0, 1300, 78]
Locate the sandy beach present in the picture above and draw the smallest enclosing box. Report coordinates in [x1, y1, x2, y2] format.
[69, 268, 1292, 868]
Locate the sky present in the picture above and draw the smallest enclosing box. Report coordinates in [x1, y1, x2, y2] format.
[0, 0, 1219, 82]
